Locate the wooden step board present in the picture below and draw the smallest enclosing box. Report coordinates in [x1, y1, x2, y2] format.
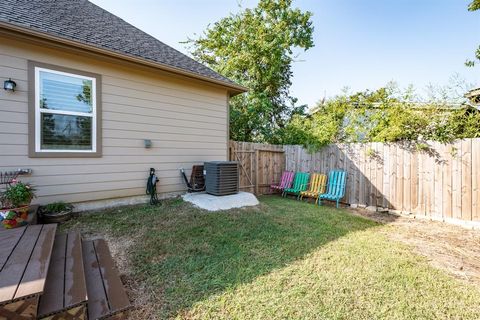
[0, 224, 57, 320]
[82, 239, 132, 320]
[38, 232, 88, 320]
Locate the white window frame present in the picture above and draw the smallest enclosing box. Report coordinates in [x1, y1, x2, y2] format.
[34, 67, 97, 153]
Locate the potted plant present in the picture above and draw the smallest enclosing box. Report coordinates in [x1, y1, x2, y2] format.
[39, 202, 74, 224]
[0, 182, 36, 229]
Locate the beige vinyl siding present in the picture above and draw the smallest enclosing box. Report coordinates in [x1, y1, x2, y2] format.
[0, 37, 229, 204]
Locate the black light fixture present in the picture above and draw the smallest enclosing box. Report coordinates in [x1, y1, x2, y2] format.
[3, 78, 16, 92]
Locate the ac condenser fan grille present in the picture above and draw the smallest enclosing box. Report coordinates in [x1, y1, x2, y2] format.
[204, 161, 239, 196]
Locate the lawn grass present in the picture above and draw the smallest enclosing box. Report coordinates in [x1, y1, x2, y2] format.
[63, 196, 480, 319]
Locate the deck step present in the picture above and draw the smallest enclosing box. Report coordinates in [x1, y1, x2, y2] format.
[38, 231, 88, 319]
[0, 224, 57, 319]
[82, 239, 132, 320]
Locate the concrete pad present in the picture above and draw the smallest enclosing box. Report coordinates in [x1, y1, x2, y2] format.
[182, 192, 259, 211]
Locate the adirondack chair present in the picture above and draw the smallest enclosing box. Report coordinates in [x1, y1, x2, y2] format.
[282, 172, 310, 198]
[318, 170, 346, 208]
[270, 171, 294, 193]
[299, 173, 327, 201]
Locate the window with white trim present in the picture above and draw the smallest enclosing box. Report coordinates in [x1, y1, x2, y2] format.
[35, 67, 97, 153]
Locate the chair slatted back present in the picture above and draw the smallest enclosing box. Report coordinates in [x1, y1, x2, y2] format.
[280, 171, 295, 189]
[308, 173, 327, 194]
[326, 170, 346, 198]
[292, 172, 310, 191]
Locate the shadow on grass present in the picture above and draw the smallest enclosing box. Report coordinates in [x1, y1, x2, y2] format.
[63, 195, 390, 318]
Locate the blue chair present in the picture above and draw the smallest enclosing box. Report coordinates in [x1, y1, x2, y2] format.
[317, 170, 346, 208]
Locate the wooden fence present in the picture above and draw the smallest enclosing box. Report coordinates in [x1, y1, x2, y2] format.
[230, 139, 480, 223]
[229, 141, 285, 195]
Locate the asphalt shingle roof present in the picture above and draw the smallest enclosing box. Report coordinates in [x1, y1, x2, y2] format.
[0, 0, 239, 87]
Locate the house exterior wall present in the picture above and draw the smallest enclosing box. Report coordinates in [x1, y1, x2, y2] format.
[0, 37, 229, 207]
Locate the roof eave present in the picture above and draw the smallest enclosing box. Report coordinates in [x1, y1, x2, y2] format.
[465, 87, 480, 98]
[0, 21, 248, 96]
[465, 88, 480, 106]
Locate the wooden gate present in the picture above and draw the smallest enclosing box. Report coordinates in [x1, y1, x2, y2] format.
[255, 148, 285, 195]
[230, 146, 255, 193]
[229, 141, 285, 195]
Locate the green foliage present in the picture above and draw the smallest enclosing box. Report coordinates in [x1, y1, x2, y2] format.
[364, 107, 480, 145]
[44, 202, 73, 213]
[289, 82, 480, 151]
[450, 146, 459, 158]
[415, 142, 430, 152]
[468, 0, 480, 11]
[281, 93, 352, 151]
[1, 182, 35, 208]
[76, 80, 92, 107]
[365, 147, 376, 158]
[187, 0, 314, 143]
[466, 0, 480, 66]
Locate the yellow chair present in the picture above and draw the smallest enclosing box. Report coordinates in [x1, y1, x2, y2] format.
[299, 173, 327, 202]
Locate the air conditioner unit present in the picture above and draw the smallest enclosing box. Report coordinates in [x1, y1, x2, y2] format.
[204, 161, 239, 196]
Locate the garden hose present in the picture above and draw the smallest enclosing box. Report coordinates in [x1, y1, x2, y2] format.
[146, 168, 160, 205]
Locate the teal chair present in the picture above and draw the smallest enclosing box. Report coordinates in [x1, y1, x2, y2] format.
[282, 172, 310, 199]
[318, 170, 346, 208]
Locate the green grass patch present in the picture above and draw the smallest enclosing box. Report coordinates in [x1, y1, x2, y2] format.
[63, 196, 480, 319]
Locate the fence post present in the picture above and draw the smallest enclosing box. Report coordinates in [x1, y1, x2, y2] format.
[255, 149, 259, 195]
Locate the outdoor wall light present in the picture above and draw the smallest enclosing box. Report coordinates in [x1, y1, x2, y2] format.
[3, 78, 16, 92]
[144, 139, 152, 148]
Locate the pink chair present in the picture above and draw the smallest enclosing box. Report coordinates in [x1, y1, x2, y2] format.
[270, 171, 294, 194]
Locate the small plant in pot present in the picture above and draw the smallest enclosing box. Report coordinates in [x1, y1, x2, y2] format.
[39, 202, 74, 224]
[0, 182, 36, 229]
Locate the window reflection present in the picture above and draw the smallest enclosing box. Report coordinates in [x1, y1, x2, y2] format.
[41, 113, 92, 150]
[39, 71, 93, 113]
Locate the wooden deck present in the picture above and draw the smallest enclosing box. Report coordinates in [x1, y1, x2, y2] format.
[83, 239, 131, 320]
[0, 223, 130, 319]
[38, 232, 88, 319]
[0, 224, 57, 319]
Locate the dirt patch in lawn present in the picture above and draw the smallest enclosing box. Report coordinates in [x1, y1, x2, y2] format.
[109, 237, 160, 320]
[349, 208, 480, 287]
[80, 231, 159, 319]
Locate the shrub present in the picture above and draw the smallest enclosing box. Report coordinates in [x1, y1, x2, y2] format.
[1, 182, 36, 208]
[43, 202, 73, 213]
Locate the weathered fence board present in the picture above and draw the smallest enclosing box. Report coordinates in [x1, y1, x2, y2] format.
[452, 141, 463, 219]
[462, 139, 472, 221]
[230, 139, 480, 223]
[442, 145, 453, 219]
[472, 139, 480, 221]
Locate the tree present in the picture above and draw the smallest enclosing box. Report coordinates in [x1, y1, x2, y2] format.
[285, 79, 480, 151]
[466, 0, 480, 66]
[469, 0, 480, 11]
[187, 0, 314, 143]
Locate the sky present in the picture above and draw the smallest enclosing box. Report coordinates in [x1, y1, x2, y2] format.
[90, 0, 480, 108]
